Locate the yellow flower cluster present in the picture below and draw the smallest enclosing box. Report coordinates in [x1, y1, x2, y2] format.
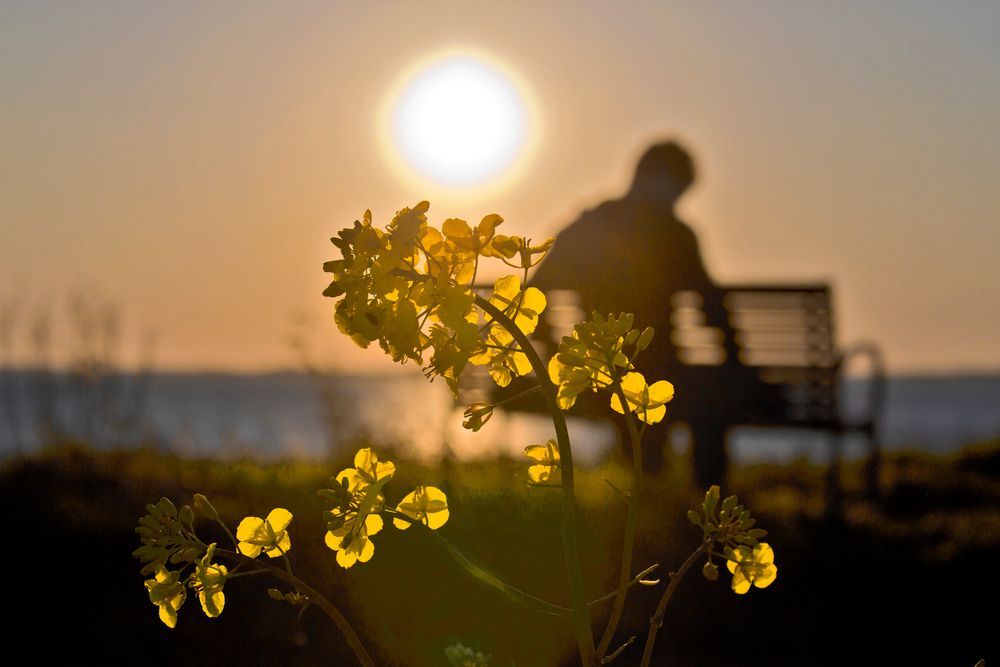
[142, 541, 233, 628]
[469, 275, 546, 387]
[688, 485, 777, 595]
[324, 448, 396, 568]
[323, 202, 554, 395]
[548, 312, 672, 424]
[319, 447, 450, 569]
[136, 497, 237, 629]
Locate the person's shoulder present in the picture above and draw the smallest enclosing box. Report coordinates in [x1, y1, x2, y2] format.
[563, 198, 631, 231]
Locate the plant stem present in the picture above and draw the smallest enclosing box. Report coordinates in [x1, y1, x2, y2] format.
[639, 544, 706, 667]
[491, 383, 542, 409]
[214, 547, 375, 667]
[596, 378, 644, 659]
[433, 532, 572, 616]
[395, 511, 657, 619]
[215, 517, 239, 550]
[474, 294, 598, 666]
[586, 563, 659, 609]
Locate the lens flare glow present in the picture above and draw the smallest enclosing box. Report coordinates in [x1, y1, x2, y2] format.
[389, 55, 529, 187]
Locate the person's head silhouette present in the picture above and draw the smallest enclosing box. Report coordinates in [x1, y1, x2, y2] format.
[627, 141, 696, 209]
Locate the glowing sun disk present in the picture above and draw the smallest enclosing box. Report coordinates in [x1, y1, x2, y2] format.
[390, 56, 529, 188]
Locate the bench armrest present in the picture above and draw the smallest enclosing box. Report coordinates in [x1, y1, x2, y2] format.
[834, 341, 887, 434]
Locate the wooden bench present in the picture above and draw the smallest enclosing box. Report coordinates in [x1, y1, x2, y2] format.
[464, 282, 885, 508]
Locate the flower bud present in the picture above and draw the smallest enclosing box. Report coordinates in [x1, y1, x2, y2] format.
[193, 494, 219, 521]
[702, 560, 719, 581]
[462, 403, 494, 432]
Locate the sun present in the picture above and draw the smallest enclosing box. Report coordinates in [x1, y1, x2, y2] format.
[381, 52, 536, 191]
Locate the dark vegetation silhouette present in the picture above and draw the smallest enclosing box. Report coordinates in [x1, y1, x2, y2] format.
[0, 291, 153, 453]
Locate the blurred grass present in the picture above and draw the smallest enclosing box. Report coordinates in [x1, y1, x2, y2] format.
[3, 439, 999, 665]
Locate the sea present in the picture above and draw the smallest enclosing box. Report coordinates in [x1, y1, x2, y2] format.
[1, 371, 998, 465]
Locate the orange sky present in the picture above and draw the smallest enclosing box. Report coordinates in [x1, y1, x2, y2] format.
[2, 1, 999, 374]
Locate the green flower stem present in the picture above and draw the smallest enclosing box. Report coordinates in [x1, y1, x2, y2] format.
[474, 294, 598, 666]
[433, 532, 572, 616]
[387, 509, 572, 616]
[394, 509, 657, 618]
[586, 563, 659, 609]
[214, 547, 375, 667]
[596, 377, 644, 659]
[215, 517, 239, 550]
[438, 527, 658, 616]
[639, 543, 707, 667]
[274, 544, 294, 575]
[491, 383, 542, 409]
[223, 569, 270, 580]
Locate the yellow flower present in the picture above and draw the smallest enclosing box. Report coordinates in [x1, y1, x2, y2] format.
[325, 512, 384, 568]
[483, 234, 554, 268]
[470, 324, 532, 387]
[144, 568, 186, 628]
[236, 508, 293, 558]
[442, 213, 504, 258]
[524, 440, 561, 484]
[726, 543, 777, 594]
[393, 486, 450, 530]
[609, 371, 674, 425]
[488, 275, 546, 335]
[462, 402, 494, 432]
[336, 447, 396, 494]
[548, 351, 606, 410]
[190, 544, 228, 618]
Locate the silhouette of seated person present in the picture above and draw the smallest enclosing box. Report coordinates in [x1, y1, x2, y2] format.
[530, 141, 733, 486]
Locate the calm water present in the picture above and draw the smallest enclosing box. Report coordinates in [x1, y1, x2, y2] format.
[1, 370, 998, 464]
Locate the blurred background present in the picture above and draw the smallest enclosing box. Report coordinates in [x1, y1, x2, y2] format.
[2, 1, 998, 665]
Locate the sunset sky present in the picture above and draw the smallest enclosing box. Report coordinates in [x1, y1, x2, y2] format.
[2, 1, 998, 373]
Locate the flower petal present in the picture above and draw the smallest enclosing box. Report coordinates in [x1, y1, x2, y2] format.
[266, 508, 293, 533]
[235, 516, 264, 543]
[364, 513, 384, 536]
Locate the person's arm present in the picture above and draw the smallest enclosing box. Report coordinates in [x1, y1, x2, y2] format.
[529, 216, 590, 292]
[679, 226, 728, 332]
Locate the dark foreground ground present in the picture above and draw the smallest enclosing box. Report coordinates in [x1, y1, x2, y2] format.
[3, 440, 998, 666]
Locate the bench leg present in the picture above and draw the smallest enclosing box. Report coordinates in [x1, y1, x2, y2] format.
[824, 434, 843, 521]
